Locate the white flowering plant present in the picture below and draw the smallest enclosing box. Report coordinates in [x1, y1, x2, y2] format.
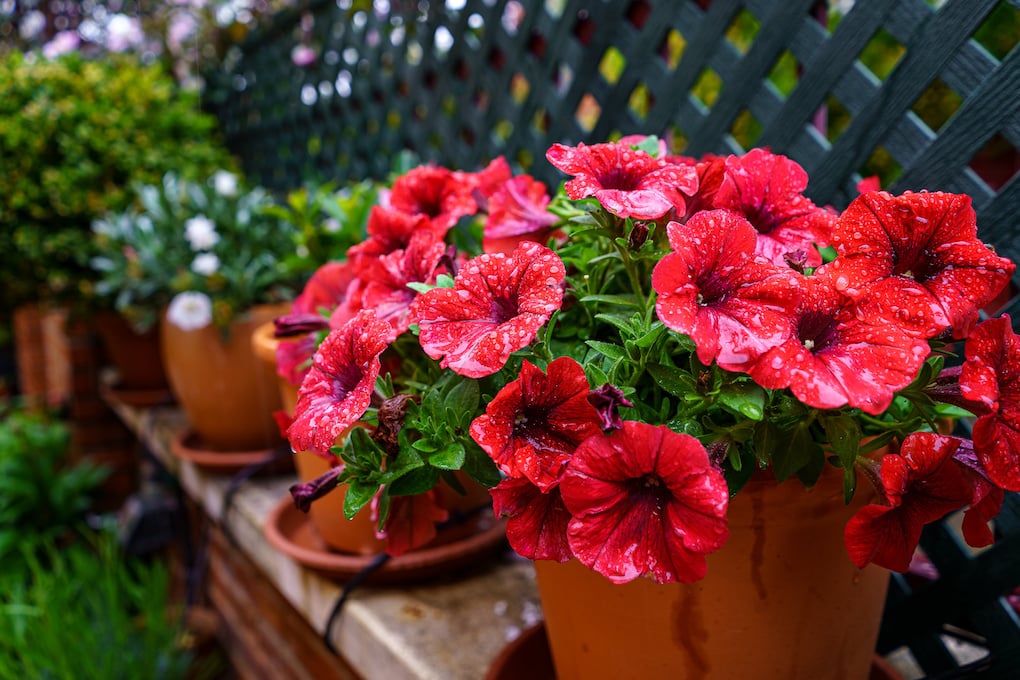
[90, 171, 304, 333]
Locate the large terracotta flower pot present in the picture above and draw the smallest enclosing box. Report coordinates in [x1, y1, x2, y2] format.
[253, 320, 494, 555]
[94, 312, 170, 401]
[161, 304, 287, 452]
[534, 467, 890, 680]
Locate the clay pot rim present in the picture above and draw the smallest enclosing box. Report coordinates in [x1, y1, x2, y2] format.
[251, 320, 280, 364]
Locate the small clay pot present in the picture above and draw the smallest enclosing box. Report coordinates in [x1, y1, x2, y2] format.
[161, 304, 287, 452]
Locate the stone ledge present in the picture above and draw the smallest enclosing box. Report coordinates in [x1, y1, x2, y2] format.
[104, 397, 540, 680]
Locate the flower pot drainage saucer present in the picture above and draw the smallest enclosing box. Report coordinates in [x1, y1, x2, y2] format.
[263, 496, 508, 585]
[484, 623, 906, 680]
[170, 429, 293, 475]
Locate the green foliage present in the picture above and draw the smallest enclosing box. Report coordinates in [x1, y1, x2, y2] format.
[0, 405, 109, 561]
[0, 537, 201, 680]
[90, 173, 302, 332]
[261, 180, 380, 277]
[0, 50, 234, 311]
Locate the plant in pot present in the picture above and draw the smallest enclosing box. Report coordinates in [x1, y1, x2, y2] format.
[91, 171, 304, 464]
[0, 49, 233, 406]
[279, 137, 1018, 678]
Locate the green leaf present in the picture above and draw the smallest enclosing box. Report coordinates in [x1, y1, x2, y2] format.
[818, 413, 861, 471]
[577, 294, 639, 308]
[411, 438, 439, 453]
[428, 442, 466, 470]
[388, 466, 440, 496]
[717, 383, 765, 421]
[461, 444, 502, 488]
[634, 322, 667, 348]
[647, 363, 698, 399]
[586, 340, 628, 361]
[435, 273, 455, 288]
[751, 421, 780, 468]
[406, 281, 434, 294]
[342, 481, 378, 519]
[444, 378, 480, 421]
[771, 425, 820, 481]
[842, 466, 858, 505]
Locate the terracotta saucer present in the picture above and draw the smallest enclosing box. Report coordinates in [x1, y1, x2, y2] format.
[99, 379, 175, 409]
[263, 496, 508, 584]
[170, 429, 294, 475]
[485, 623, 906, 680]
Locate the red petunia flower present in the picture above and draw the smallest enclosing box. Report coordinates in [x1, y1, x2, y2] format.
[360, 230, 447, 338]
[960, 315, 1020, 491]
[560, 421, 730, 584]
[844, 433, 1006, 572]
[711, 149, 835, 267]
[275, 261, 361, 386]
[348, 205, 443, 263]
[748, 272, 930, 414]
[826, 191, 1015, 339]
[652, 209, 800, 372]
[463, 155, 514, 200]
[388, 165, 482, 231]
[545, 141, 698, 220]
[490, 477, 573, 562]
[375, 489, 449, 556]
[469, 357, 602, 490]
[414, 241, 565, 378]
[677, 155, 726, 220]
[287, 310, 391, 454]
[482, 174, 560, 255]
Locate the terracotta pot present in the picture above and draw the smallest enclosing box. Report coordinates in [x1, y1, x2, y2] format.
[94, 312, 169, 392]
[535, 467, 890, 680]
[252, 321, 493, 554]
[161, 304, 287, 452]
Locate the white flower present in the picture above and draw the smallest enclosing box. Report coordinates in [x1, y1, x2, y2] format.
[212, 170, 239, 197]
[166, 292, 213, 331]
[323, 217, 342, 233]
[42, 31, 80, 59]
[19, 11, 46, 40]
[106, 14, 145, 52]
[185, 215, 219, 250]
[191, 253, 221, 276]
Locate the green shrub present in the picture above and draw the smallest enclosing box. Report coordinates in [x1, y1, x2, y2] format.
[90, 173, 303, 333]
[0, 405, 109, 560]
[0, 51, 234, 312]
[0, 538, 204, 680]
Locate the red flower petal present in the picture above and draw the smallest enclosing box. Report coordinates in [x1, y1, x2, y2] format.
[361, 230, 447, 337]
[546, 141, 698, 220]
[490, 477, 573, 562]
[653, 210, 799, 371]
[376, 489, 449, 556]
[388, 165, 481, 231]
[349, 205, 442, 262]
[749, 273, 930, 414]
[483, 174, 560, 254]
[713, 149, 835, 267]
[469, 357, 602, 489]
[560, 422, 729, 584]
[962, 316, 1020, 491]
[415, 242, 565, 378]
[287, 310, 390, 454]
[828, 191, 1015, 338]
[844, 433, 974, 572]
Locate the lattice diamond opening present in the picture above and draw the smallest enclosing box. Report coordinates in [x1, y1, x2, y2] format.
[725, 7, 761, 55]
[911, 79, 963, 133]
[859, 27, 905, 81]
